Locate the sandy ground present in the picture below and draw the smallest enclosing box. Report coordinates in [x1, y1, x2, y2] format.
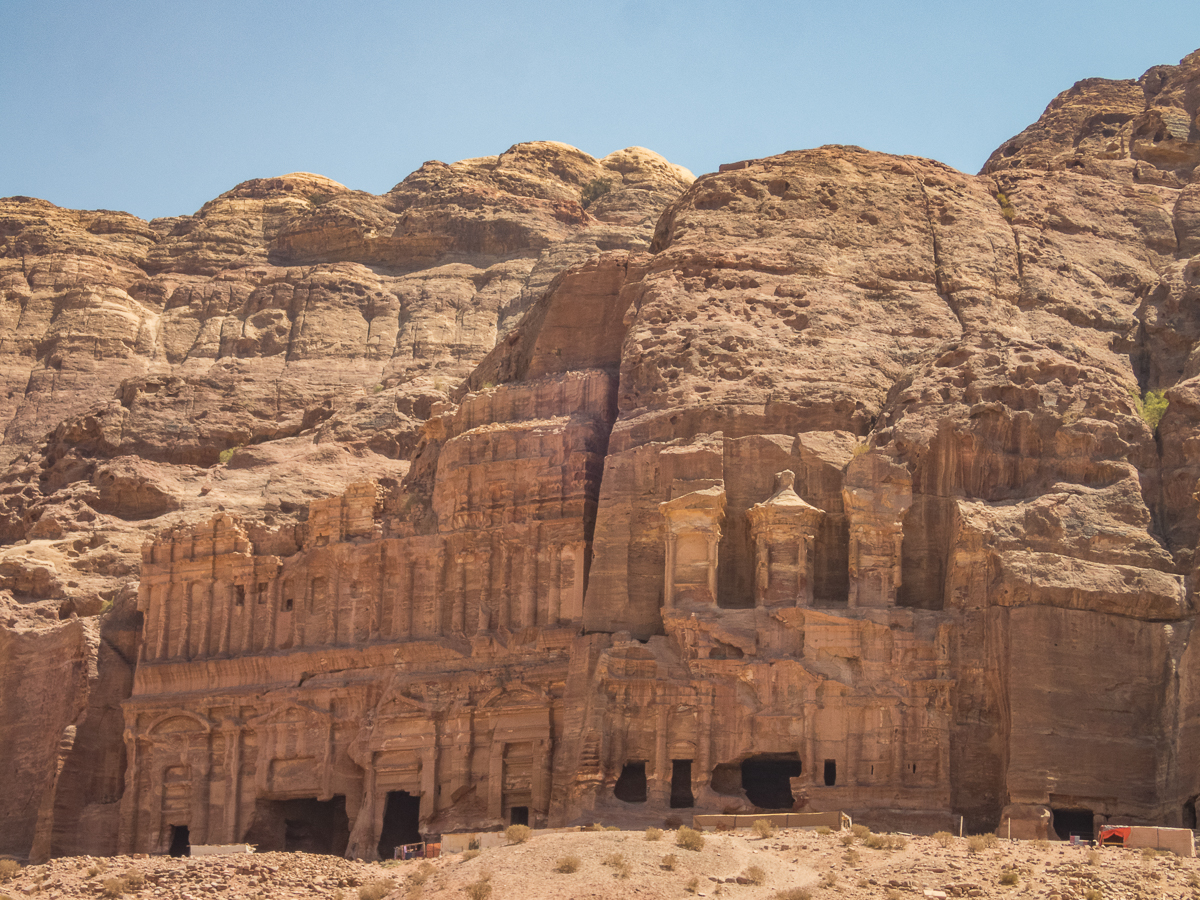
[2, 827, 1197, 900]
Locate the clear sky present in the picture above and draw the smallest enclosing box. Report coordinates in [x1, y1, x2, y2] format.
[2, 0, 1197, 222]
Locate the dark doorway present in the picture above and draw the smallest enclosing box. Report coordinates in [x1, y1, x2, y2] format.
[1051, 808, 1094, 841]
[168, 824, 190, 858]
[244, 796, 350, 856]
[742, 753, 802, 809]
[510, 806, 529, 826]
[823, 759, 837, 787]
[670, 760, 694, 808]
[614, 762, 648, 803]
[377, 791, 421, 860]
[1185, 797, 1199, 830]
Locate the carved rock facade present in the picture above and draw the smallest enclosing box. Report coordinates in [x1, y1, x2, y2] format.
[8, 50, 1200, 861]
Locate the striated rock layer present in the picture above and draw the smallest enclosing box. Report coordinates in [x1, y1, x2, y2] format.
[6, 50, 1200, 859]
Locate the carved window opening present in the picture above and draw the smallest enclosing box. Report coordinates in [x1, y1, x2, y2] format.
[256, 582, 268, 604]
[1051, 808, 1094, 842]
[282, 580, 295, 612]
[509, 806, 529, 826]
[350, 582, 363, 599]
[167, 824, 190, 858]
[670, 759, 694, 808]
[244, 796, 350, 855]
[741, 753, 802, 810]
[614, 761, 648, 803]
[235, 585, 246, 607]
[823, 759, 837, 787]
[377, 791, 422, 860]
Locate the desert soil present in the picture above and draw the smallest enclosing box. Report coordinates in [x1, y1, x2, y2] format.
[1, 827, 1194, 900]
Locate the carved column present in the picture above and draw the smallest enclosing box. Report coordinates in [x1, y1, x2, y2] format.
[747, 470, 824, 608]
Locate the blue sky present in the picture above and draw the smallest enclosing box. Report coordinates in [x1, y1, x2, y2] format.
[3, 1, 1197, 221]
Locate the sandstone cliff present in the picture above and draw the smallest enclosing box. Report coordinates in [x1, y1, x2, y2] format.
[4, 49, 1200, 861]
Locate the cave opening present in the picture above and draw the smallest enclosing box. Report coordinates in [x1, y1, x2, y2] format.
[670, 760, 694, 808]
[377, 791, 422, 860]
[614, 762, 648, 803]
[244, 796, 350, 856]
[1051, 808, 1094, 841]
[1185, 797, 1199, 830]
[167, 824, 190, 858]
[823, 759, 837, 787]
[742, 753, 802, 809]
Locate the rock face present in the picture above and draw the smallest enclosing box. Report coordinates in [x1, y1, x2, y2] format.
[0, 144, 692, 859]
[6, 49, 1200, 861]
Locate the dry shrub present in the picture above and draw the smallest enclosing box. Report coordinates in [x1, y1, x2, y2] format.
[554, 856, 580, 874]
[464, 874, 492, 900]
[820, 871, 839, 888]
[815, 826, 832, 835]
[933, 831, 953, 848]
[359, 879, 395, 900]
[602, 852, 630, 878]
[101, 877, 127, 899]
[1086, 850, 1100, 866]
[460, 850, 480, 861]
[773, 891, 812, 900]
[999, 870, 1019, 886]
[684, 876, 700, 894]
[743, 865, 767, 886]
[966, 835, 987, 854]
[504, 824, 532, 844]
[85, 867, 101, 879]
[1141, 847, 1158, 859]
[850, 824, 870, 840]
[121, 871, 145, 891]
[839, 831, 856, 847]
[1083, 890, 1102, 900]
[866, 833, 906, 850]
[1034, 839, 1050, 851]
[0, 862, 18, 883]
[983, 832, 999, 849]
[409, 862, 435, 886]
[752, 819, 777, 839]
[843, 849, 861, 867]
[585, 823, 605, 832]
[660, 854, 679, 871]
[645, 827, 663, 842]
[677, 826, 705, 851]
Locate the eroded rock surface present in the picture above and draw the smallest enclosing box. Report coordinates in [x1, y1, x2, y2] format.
[6, 49, 1200, 862]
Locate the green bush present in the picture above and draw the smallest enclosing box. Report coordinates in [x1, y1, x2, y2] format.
[1142, 389, 1169, 429]
[580, 178, 612, 209]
